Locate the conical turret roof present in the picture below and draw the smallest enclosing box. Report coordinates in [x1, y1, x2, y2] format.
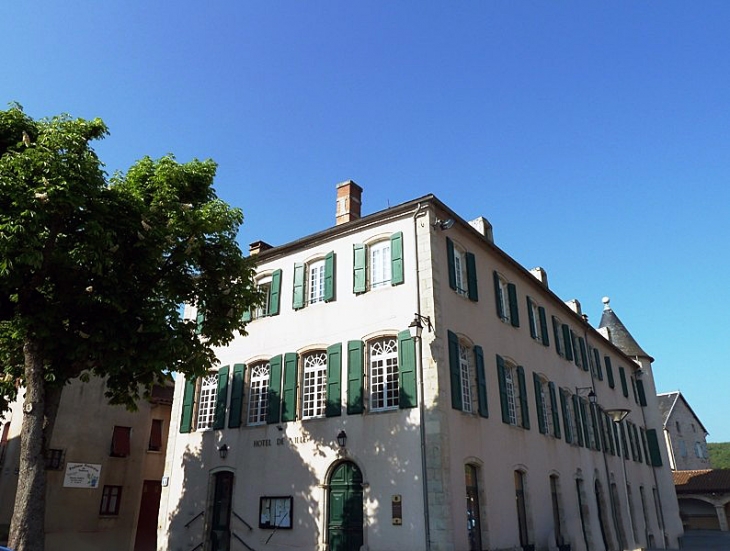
[598, 297, 653, 361]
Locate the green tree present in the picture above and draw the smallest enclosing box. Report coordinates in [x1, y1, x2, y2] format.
[0, 105, 261, 551]
[708, 442, 730, 469]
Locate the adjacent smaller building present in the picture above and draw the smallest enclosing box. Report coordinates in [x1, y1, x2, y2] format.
[0, 377, 173, 551]
[658, 391, 710, 471]
[673, 469, 730, 531]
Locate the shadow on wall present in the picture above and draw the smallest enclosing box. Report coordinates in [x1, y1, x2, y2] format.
[165, 390, 429, 551]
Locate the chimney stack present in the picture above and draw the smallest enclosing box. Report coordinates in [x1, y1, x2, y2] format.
[249, 240, 273, 255]
[336, 180, 363, 225]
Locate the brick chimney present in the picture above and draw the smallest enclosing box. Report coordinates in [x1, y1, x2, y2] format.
[336, 180, 363, 225]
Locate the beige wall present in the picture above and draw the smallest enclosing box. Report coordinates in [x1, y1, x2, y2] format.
[0, 378, 171, 551]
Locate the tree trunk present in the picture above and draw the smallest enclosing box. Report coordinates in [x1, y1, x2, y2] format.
[8, 338, 61, 551]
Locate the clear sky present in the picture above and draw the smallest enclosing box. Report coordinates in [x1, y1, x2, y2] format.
[3, 3, 729, 441]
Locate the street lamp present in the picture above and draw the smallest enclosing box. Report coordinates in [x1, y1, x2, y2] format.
[408, 313, 433, 339]
[218, 444, 229, 460]
[336, 430, 347, 449]
[606, 408, 635, 550]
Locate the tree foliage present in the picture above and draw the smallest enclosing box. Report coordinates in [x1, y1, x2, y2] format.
[707, 442, 730, 469]
[0, 104, 261, 550]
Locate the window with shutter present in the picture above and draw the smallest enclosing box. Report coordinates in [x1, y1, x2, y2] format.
[110, 426, 131, 457]
[148, 420, 163, 452]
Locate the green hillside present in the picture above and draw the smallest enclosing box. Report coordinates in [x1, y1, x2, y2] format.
[708, 442, 730, 468]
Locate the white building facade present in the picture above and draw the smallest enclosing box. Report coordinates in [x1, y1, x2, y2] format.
[159, 183, 682, 551]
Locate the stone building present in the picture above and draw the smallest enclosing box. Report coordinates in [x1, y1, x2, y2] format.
[159, 184, 682, 551]
[657, 391, 710, 471]
[0, 377, 173, 550]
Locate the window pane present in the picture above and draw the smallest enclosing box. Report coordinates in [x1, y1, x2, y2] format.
[248, 363, 270, 425]
[197, 373, 219, 430]
[302, 352, 327, 419]
[370, 241, 391, 288]
[308, 260, 325, 304]
[370, 338, 398, 410]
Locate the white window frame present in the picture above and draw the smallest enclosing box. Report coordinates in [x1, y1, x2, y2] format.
[254, 275, 273, 319]
[369, 240, 392, 289]
[369, 337, 399, 411]
[453, 245, 468, 296]
[301, 351, 327, 419]
[497, 275, 510, 323]
[529, 300, 541, 342]
[196, 372, 218, 431]
[458, 342, 473, 413]
[247, 362, 270, 425]
[538, 377, 551, 434]
[307, 259, 326, 305]
[504, 363, 518, 425]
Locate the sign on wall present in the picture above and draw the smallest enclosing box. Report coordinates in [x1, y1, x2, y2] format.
[63, 462, 101, 488]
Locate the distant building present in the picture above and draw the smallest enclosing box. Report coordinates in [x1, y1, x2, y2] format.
[672, 469, 730, 531]
[0, 377, 173, 550]
[657, 391, 710, 471]
[159, 184, 682, 551]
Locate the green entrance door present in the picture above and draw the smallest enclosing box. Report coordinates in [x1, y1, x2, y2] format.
[327, 461, 364, 551]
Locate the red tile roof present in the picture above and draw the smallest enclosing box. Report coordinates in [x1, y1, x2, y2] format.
[673, 469, 730, 493]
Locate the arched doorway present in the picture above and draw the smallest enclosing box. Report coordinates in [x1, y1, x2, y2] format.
[327, 461, 364, 551]
[210, 470, 234, 551]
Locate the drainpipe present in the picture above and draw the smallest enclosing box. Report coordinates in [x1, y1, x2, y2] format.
[412, 203, 431, 551]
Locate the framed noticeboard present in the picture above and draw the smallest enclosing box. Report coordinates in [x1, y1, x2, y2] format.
[259, 496, 293, 529]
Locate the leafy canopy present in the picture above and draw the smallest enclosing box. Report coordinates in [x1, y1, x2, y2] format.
[0, 104, 261, 409]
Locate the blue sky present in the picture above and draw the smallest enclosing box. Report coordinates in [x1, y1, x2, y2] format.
[3, 3, 729, 441]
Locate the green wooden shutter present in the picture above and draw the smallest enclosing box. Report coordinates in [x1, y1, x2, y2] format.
[549, 381, 561, 439]
[641, 428, 650, 465]
[580, 399, 591, 448]
[604, 412, 615, 455]
[353, 244, 366, 294]
[619, 366, 629, 397]
[346, 341, 364, 414]
[552, 316, 563, 357]
[560, 390, 572, 444]
[281, 352, 298, 422]
[326, 343, 342, 417]
[636, 379, 647, 407]
[269, 269, 282, 316]
[533, 373, 546, 434]
[517, 366, 529, 429]
[241, 309, 252, 322]
[228, 363, 246, 428]
[620, 422, 629, 459]
[493, 271, 504, 320]
[527, 297, 537, 339]
[508, 283, 520, 327]
[578, 337, 588, 371]
[646, 428, 663, 466]
[390, 232, 404, 286]
[267, 355, 283, 424]
[397, 330, 416, 408]
[324, 251, 336, 302]
[593, 348, 603, 380]
[562, 325, 574, 361]
[572, 394, 584, 447]
[448, 330, 462, 411]
[597, 407, 608, 451]
[633, 424, 643, 463]
[180, 377, 196, 433]
[590, 403, 601, 451]
[196, 306, 204, 335]
[466, 252, 478, 302]
[475, 345, 488, 418]
[213, 366, 229, 430]
[539, 307, 549, 346]
[292, 263, 305, 310]
[605, 356, 615, 388]
[497, 355, 510, 424]
[446, 237, 457, 291]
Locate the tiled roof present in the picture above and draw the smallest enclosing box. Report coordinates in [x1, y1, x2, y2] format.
[673, 469, 730, 493]
[657, 392, 678, 426]
[598, 304, 652, 360]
